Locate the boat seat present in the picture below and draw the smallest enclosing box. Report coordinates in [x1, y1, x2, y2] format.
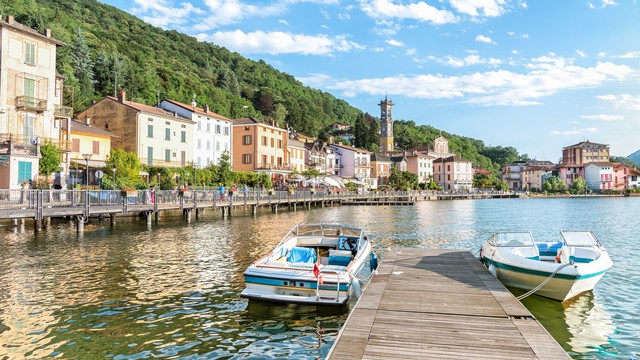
[328, 249, 352, 267]
[287, 247, 317, 264]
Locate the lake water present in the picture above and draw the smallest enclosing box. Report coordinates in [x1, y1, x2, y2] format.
[1, 198, 638, 359]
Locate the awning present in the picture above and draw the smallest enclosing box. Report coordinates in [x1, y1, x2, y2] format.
[70, 159, 107, 168]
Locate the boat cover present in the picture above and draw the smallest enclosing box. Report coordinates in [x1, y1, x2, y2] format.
[287, 247, 317, 263]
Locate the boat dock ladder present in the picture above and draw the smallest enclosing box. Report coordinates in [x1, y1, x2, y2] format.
[316, 269, 342, 303]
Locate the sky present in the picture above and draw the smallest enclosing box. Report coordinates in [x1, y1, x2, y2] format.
[100, 0, 640, 160]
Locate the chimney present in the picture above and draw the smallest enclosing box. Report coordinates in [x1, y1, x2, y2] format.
[85, 117, 91, 126]
[45, 28, 52, 37]
[203, 104, 209, 113]
[6, 16, 14, 24]
[117, 90, 126, 103]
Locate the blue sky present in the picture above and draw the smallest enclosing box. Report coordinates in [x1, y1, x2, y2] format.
[101, 0, 640, 160]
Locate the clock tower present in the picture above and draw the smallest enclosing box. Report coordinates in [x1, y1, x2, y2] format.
[379, 96, 394, 154]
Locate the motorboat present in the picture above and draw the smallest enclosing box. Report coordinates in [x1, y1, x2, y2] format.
[480, 231, 612, 301]
[240, 224, 378, 306]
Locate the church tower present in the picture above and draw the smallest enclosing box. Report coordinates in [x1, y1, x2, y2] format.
[379, 96, 394, 154]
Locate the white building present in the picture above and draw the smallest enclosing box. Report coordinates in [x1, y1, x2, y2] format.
[629, 168, 640, 189]
[0, 16, 70, 189]
[434, 156, 473, 191]
[159, 99, 232, 168]
[286, 138, 306, 173]
[584, 162, 614, 192]
[330, 144, 376, 188]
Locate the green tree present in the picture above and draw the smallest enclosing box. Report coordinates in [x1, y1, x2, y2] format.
[105, 149, 142, 189]
[570, 177, 588, 194]
[39, 142, 62, 176]
[388, 168, 418, 190]
[69, 28, 95, 110]
[543, 176, 568, 194]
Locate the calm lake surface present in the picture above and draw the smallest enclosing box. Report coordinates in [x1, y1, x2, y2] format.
[1, 197, 638, 359]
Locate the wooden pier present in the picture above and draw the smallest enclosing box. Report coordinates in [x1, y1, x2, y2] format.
[327, 248, 569, 360]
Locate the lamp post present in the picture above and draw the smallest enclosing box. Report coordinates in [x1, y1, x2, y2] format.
[112, 167, 117, 189]
[82, 153, 92, 186]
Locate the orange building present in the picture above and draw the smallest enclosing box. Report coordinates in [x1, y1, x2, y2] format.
[231, 117, 291, 184]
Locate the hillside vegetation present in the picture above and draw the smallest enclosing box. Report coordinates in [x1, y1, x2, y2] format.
[1, 0, 525, 173]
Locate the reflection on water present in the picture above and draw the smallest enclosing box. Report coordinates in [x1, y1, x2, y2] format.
[1, 198, 639, 359]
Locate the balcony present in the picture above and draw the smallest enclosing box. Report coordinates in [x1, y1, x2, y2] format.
[16, 96, 47, 113]
[0, 134, 68, 155]
[256, 163, 292, 171]
[139, 158, 185, 168]
[54, 104, 73, 118]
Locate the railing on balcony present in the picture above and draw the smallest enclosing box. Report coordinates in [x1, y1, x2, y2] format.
[16, 96, 47, 113]
[256, 163, 292, 171]
[54, 104, 73, 117]
[139, 158, 185, 168]
[0, 134, 72, 155]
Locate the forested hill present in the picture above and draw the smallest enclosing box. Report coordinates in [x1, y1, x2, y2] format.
[1, 0, 525, 172]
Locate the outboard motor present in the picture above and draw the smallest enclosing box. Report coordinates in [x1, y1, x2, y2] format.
[370, 252, 379, 271]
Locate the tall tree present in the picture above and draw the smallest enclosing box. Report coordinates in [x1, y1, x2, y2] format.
[69, 28, 95, 111]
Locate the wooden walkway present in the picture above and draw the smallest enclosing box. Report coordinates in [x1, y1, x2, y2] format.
[327, 248, 569, 360]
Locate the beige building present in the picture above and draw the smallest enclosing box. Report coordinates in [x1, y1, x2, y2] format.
[0, 16, 71, 189]
[370, 153, 392, 185]
[287, 138, 306, 173]
[62, 119, 115, 186]
[434, 156, 473, 191]
[231, 117, 291, 185]
[77, 91, 194, 168]
[521, 165, 554, 192]
[406, 152, 434, 184]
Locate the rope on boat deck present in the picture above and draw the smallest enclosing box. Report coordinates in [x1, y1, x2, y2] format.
[516, 262, 574, 301]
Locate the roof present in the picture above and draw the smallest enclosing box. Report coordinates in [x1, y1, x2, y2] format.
[629, 168, 640, 176]
[435, 156, 472, 163]
[522, 166, 553, 172]
[474, 168, 492, 175]
[105, 96, 194, 122]
[287, 138, 305, 148]
[329, 143, 372, 154]
[390, 155, 407, 163]
[62, 120, 117, 138]
[161, 99, 229, 120]
[370, 153, 391, 162]
[0, 16, 65, 46]
[563, 140, 609, 149]
[585, 162, 614, 167]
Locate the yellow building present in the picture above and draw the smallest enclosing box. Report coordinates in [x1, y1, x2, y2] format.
[61, 119, 115, 186]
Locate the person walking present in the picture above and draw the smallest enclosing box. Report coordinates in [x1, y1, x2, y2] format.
[218, 183, 225, 201]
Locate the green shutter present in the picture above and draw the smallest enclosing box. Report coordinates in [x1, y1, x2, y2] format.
[18, 161, 32, 183]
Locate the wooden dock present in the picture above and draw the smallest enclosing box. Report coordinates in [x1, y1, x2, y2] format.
[327, 248, 569, 360]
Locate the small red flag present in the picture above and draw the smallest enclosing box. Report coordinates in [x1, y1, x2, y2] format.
[313, 263, 320, 278]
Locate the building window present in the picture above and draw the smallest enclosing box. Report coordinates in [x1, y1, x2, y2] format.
[262, 136, 268, 146]
[243, 135, 252, 145]
[197, 139, 201, 149]
[242, 154, 252, 164]
[18, 161, 32, 183]
[72, 138, 80, 152]
[216, 124, 221, 134]
[147, 147, 154, 166]
[165, 128, 171, 140]
[278, 139, 282, 149]
[148, 125, 153, 138]
[24, 42, 36, 65]
[207, 141, 210, 150]
[23, 114, 35, 137]
[216, 141, 220, 151]
[271, 138, 275, 147]
[24, 78, 36, 97]
[165, 149, 171, 162]
[92, 141, 99, 154]
[181, 131, 186, 143]
[207, 123, 210, 132]
[198, 121, 201, 130]
[223, 127, 229, 135]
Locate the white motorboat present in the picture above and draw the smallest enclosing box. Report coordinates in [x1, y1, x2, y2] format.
[240, 224, 378, 306]
[480, 231, 612, 302]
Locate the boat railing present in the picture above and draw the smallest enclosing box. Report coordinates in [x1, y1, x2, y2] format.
[316, 269, 342, 303]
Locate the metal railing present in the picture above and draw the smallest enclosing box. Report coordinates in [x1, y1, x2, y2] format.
[16, 96, 47, 112]
[54, 104, 73, 117]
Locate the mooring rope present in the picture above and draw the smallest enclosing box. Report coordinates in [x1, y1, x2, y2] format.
[516, 262, 574, 301]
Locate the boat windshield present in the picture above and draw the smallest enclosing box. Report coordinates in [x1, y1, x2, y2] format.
[493, 232, 535, 247]
[561, 231, 600, 247]
[296, 224, 361, 237]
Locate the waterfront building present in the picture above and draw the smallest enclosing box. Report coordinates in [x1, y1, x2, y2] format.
[584, 162, 614, 192]
[379, 96, 394, 154]
[158, 99, 232, 169]
[329, 143, 375, 188]
[434, 156, 473, 191]
[231, 117, 291, 185]
[0, 16, 71, 189]
[612, 162, 630, 191]
[77, 91, 195, 168]
[61, 119, 115, 186]
[305, 142, 341, 176]
[390, 154, 408, 172]
[370, 153, 391, 186]
[331, 122, 350, 132]
[558, 140, 610, 186]
[628, 168, 640, 189]
[405, 151, 434, 184]
[286, 138, 306, 173]
[503, 160, 555, 190]
[521, 165, 554, 192]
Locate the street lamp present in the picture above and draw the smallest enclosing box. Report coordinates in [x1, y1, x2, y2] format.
[82, 153, 92, 186]
[112, 167, 117, 189]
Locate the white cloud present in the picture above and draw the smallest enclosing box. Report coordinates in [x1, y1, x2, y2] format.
[198, 30, 363, 55]
[436, 54, 502, 67]
[512, 49, 519, 55]
[613, 51, 640, 59]
[521, 34, 529, 39]
[132, 0, 204, 28]
[596, 94, 640, 110]
[278, 19, 289, 25]
[549, 127, 598, 136]
[586, 1, 595, 9]
[576, 50, 586, 57]
[507, 31, 515, 36]
[448, 0, 507, 17]
[475, 35, 495, 44]
[338, 13, 351, 20]
[580, 114, 624, 122]
[601, 0, 618, 7]
[598, 52, 607, 58]
[386, 39, 404, 47]
[360, 0, 459, 25]
[304, 56, 634, 106]
[406, 48, 417, 55]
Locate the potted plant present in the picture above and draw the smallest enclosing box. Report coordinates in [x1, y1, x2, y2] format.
[121, 186, 136, 197]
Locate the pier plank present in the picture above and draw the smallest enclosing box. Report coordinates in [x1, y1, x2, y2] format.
[326, 248, 569, 360]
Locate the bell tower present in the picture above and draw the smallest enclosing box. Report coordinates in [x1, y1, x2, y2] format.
[379, 96, 394, 154]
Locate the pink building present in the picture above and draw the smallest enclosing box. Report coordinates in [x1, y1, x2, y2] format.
[612, 163, 630, 191]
